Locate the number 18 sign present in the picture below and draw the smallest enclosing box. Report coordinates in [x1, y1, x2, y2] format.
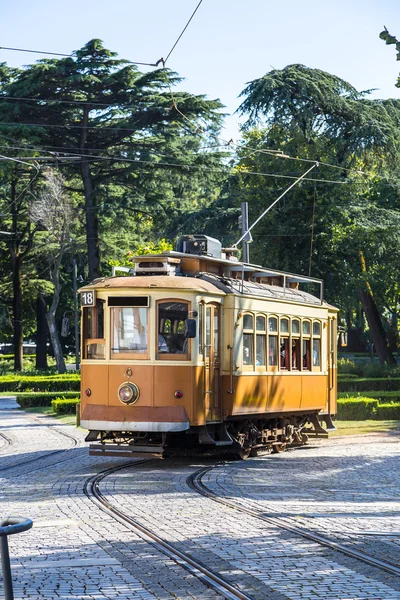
[80, 291, 96, 307]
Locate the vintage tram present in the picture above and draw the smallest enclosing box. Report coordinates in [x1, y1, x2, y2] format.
[79, 235, 337, 458]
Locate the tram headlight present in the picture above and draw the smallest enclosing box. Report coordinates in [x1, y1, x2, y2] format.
[117, 382, 140, 405]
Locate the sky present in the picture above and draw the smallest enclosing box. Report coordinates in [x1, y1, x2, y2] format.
[1, 0, 400, 141]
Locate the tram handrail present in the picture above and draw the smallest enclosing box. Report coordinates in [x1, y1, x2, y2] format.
[0, 517, 33, 600]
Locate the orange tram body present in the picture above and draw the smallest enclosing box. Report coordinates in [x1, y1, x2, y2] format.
[79, 235, 338, 458]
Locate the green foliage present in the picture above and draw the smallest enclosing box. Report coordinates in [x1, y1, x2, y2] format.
[338, 377, 400, 392]
[0, 374, 80, 392]
[108, 238, 174, 269]
[12, 391, 79, 408]
[380, 27, 400, 87]
[338, 390, 400, 402]
[51, 397, 80, 414]
[337, 358, 361, 375]
[374, 402, 400, 419]
[336, 397, 379, 419]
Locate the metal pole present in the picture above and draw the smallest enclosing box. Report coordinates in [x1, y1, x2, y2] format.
[0, 536, 13, 600]
[73, 258, 79, 370]
[241, 202, 251, 264]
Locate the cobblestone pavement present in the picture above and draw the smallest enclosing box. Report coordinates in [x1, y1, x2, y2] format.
[1, 401, 400, 599]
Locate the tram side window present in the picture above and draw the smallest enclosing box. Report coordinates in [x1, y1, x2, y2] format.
[256, 315, 266, 367]
[243, 314, 254, 366]
[302, 320, 311, 370]
[157, 301, 190, 358]
[280, 318, 289, 370]
[312, 321, 321, 368]
[198, 303, 204, 356]
[291, 319, 300, 370]
[268, 316, 278, 367]
[111, 307, 148, 358]
[83, 300, 105, 359]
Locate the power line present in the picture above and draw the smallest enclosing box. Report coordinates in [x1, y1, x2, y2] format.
[0, 45, 160, 67]
[0, 95, 170, 108]
[163, 0, 204, 64]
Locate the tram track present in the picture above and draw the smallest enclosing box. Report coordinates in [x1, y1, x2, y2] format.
[187, 465, 400, 579]
[0, 430, 13, 451]
[0, 414, 82, 475]
[84, 461, 254, 600]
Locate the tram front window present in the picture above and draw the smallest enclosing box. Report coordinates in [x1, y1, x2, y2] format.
[157, 301, 189, 358]
[83, 300, 105, 359]
[111, 307, 148, 357]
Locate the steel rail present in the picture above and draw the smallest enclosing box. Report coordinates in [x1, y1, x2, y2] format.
[0, 431, 13, 450]
[188, 467, 400, 578]
[0, 417, 80, 474]
[84, 462, 254, 600]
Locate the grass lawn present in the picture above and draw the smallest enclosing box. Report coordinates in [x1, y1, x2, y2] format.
[332, 420, 400, 436]
[23, 406, 77, 426]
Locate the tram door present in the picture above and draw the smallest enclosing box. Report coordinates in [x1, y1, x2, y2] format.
[204, 304, 220, 422]
[328, 317, 337, 413]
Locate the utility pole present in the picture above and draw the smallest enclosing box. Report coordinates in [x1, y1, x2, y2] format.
[241, 202, 252, 263]
[72, 258, 79, 370]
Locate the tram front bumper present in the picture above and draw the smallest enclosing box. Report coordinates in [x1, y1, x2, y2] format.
[81, 404, 190, 432]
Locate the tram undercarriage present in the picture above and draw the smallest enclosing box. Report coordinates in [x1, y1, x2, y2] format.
[86, 411, 334, 458]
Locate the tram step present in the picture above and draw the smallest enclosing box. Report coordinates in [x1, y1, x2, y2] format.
[89, 443, 163, 458]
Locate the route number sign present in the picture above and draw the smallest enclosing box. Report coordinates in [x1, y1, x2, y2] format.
[80, 291, 96, 306]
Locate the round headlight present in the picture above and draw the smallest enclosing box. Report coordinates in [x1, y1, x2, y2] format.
[118, 382, 140, 405]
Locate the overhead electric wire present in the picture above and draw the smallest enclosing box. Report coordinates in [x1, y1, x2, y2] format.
[0, 45, 161, 67]
[163, 0, 204, 64]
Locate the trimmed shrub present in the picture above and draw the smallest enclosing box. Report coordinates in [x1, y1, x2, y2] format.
[338, 373, 359, 380]
[0, 374, 80, 392]
[338, 378, 400, 393]
[374, 403, 400, 420]
[336, 397, 379, 420]
[338, 390, 400, 403]
[10, 391, 80, 408]
[337, 358, 361, 375]
[52, 397, 80, 414]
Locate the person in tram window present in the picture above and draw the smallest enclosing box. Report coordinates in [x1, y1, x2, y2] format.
[158, 334, 169, 353]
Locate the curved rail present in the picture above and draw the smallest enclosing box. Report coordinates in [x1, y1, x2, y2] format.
[188, 466, 400, 578]
[0, 517, 33, 600]
[84, 462, 253, 600]
[0, 417, 80, 475]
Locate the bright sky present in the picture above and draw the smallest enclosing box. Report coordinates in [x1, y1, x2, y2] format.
[1, 0, 400, 141]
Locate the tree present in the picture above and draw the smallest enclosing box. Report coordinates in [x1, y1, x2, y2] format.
[30, 170, 75, 373]
[0, 158, 41, 371]
[380, 27, 400, 87]
[0, 40, 225, 281]
[236, 64, 400, 363]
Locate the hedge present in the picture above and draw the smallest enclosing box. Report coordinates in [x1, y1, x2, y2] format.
[7, 391, 80, 408]
[336, 398, 379, 420]
[0, 374, 80, 392]
[338, 378, 400, 393]
[374, 403, 400, 420]
[338, 390, 400, 403]
[52, 398, 80, 415]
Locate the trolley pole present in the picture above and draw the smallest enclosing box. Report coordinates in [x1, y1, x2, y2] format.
[241, 202, 252, 263]
[73, 258, 79, 371]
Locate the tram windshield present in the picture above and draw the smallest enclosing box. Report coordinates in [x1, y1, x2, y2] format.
[111, 307, 148, 356]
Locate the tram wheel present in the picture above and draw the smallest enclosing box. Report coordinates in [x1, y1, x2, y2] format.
[238, 447, 251, 460]
[272, 443, 286, 454]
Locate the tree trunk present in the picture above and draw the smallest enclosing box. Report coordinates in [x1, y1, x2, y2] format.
[46, 312, 66, 373]
[80, 106, 100, 281]
[35, 295, 48, 370]
[358, 289, 396, 365]
[11, 251, 23, 371]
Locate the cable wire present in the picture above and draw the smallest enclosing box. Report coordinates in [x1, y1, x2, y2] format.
[0, 45, 159, 67]
[163, 0, 204, 64]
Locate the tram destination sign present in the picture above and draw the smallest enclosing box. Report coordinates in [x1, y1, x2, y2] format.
[80, 291, 96, 307]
